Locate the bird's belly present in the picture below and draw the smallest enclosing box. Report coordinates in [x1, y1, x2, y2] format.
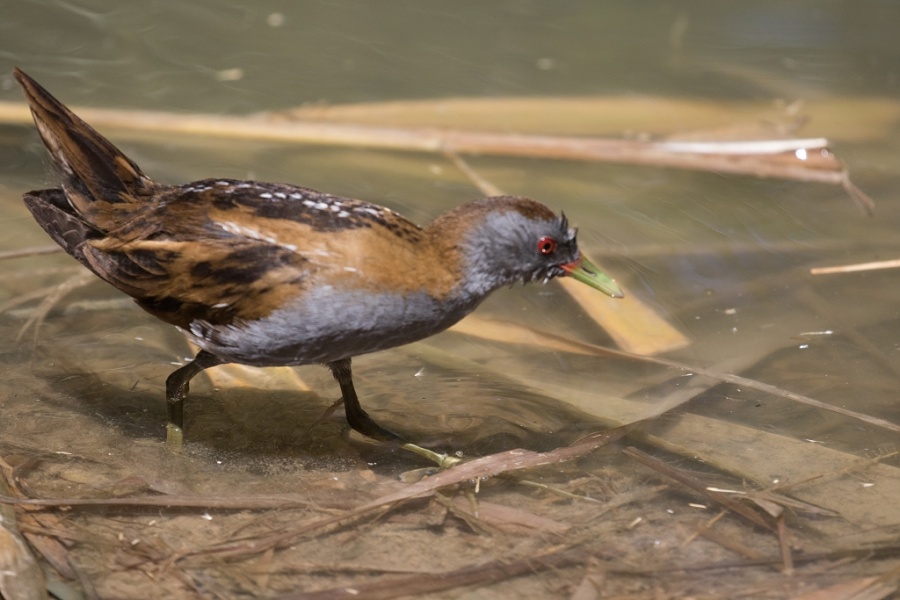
[187, 286, 476, 367]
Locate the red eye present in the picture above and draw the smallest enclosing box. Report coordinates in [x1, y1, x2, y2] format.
[537, 236, 557, 255]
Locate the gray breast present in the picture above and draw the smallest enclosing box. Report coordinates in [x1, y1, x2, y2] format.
[187, 285, 480, 367]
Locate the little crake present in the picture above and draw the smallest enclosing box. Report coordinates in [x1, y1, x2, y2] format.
[14, 68, 623, 447]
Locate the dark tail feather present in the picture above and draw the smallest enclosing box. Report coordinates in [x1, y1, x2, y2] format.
[23, 190, 98, 268]
[13, 68, 153, 226]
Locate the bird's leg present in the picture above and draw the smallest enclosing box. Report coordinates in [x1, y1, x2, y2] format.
[165, 349, 224, 449]
[326, 359, 461, 469]
[327, 358, 405, 442]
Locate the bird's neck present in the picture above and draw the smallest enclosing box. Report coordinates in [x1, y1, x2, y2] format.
[425, 213, 521, 302]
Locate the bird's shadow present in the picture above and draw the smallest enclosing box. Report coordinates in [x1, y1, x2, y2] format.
[23, 341, 610, 473]
[8, 278, 614, 470]
[29, 361, 352, 456]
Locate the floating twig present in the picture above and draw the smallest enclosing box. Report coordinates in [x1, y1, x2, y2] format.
[0, 245, 60, 261]
[0, 99, 872, 212]
[811, 257, 900, 275]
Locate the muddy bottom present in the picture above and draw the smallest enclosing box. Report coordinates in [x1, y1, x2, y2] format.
[1, 285, 897, 599]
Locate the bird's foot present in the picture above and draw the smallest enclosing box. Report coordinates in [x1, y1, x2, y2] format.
[400, 442, 462, 469]
[166, 423, 184, 452]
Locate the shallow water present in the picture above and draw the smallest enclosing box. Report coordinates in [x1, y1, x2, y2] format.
[1, 2, 899, 598]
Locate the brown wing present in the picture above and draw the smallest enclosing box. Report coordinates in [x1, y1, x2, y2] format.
[69, 182, 352, 329]
[58, 179, 455, 329]
[82, 236, 312, 329]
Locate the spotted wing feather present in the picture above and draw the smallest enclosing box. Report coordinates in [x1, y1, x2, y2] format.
[80, 235, 312, 329]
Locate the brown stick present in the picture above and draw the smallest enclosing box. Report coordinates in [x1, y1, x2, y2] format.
[622, 447, 775, 532]
[0, 493, 321, 510]
[275, 545, 592, 600]
[193, 425, 632, 561]
[1, 100, 872, 212]
[517, 328, 900, 434]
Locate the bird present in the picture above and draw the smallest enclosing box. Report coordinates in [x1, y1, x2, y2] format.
[13, 67, 623, 449]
